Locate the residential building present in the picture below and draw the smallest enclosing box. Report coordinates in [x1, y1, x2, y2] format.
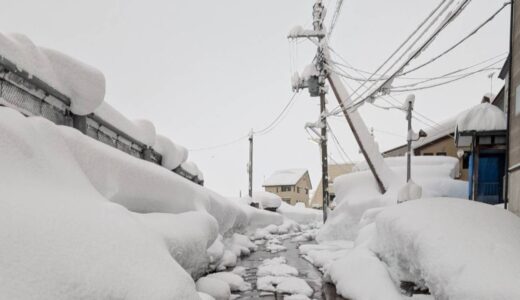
[310, 163, 354, 208]
[263, 169, 312, 207]
[382, 117, 467, 180]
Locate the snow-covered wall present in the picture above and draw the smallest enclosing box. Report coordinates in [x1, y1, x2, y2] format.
[0, 33, 105, 115]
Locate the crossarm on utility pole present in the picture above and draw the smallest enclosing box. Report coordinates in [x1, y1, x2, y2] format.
[326, 71, 395, 194]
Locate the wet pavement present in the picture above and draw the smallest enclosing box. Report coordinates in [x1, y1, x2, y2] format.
[235, 238, 347, 300]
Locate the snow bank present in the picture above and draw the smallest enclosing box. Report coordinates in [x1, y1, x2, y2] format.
[136, 211, 219, 278]
[373, 198, 520, 299]
[318, 156, 466, 241]
[0, 33, 105, 115]
[230, 197, 283, 230]
[154, 134, 189, 170]
[456, 102, 506, 132]
[277, 202, 322, 224]
[0, 108, 199, 299]
[254, 191, 282, 209]
[94, 102, 156, 146]
[60, 126, 247, 235]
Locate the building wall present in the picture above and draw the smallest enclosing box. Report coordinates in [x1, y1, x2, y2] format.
[310, 163, 354, 208]
[414, 136, 468, 180]
[509, 1, 520, 215]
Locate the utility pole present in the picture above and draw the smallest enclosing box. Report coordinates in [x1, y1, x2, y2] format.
[405, 95, 414, 182]
[288, 0, 329, 222]
[313, 0, 330, 222]
[248, 129, 254, 198]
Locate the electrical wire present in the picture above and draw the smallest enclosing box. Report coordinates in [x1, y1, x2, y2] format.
[400, 2, 511, 76]
[328, 0, 345, 38]
[190, 92, 299, 151]
[330, 0, 472, 115]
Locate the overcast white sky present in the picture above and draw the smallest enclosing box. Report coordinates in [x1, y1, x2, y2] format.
[0, 0, 509, 196]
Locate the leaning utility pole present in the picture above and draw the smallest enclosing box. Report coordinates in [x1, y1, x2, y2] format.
[248, 129, 254, 198]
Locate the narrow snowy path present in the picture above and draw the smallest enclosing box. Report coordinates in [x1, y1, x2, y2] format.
[235, 237, 346, 300]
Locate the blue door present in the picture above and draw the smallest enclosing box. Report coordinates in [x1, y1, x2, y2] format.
[476, 153, 505, 204]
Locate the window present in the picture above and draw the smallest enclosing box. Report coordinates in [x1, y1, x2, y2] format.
[281, 186, 291, 192]
[436, 152, 447, 156]
[305, 189, 308, 195]
[297, 187, 301, 193]
[423, 153, 434, 156]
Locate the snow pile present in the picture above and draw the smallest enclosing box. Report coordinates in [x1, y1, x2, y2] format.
[373, 198, 520, 299]
[254, 191, 282, 209]
[0, 33, 105, 115]
[0, 108, 199, 299]
[256, 257, 313, 297]
[94, 102, 157, 146]
[153, 134, 189, 170]
[61, 126, 248, 235]
[135, 211, 218, 278]
[324, 248, 402, 300]
[277, 202, 322, 224]
[230, 197, 284, 230]
[456, 102, 506, 132]
[318, 156, 466, 241]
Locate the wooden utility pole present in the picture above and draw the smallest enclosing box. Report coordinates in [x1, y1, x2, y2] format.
[313, 0, 330, 222]
[248, 129, 254, 198]
[406, 96, 414, 182]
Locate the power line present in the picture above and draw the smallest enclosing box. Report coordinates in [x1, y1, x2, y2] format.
[400, 2, 511, 76]
[330, 0, 472, 115]
[345, 0, 451, 101]
[190, 92, 300, 151]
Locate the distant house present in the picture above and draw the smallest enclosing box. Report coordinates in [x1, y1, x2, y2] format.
[263, 169, 312, 207]
[310, 163, 354, 208]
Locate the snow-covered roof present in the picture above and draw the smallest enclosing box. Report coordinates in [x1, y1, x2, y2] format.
[0, 33, 105, 115]
[456, 102, 506, 132]
[154, 135, 188, 171]
[263, 169, 308, 187]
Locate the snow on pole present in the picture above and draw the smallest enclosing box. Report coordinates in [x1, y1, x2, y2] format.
[326, 69, 395, 193]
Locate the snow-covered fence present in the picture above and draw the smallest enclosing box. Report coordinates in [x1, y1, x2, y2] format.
[0, 57, 72, 126]
[0, 48, 202, 185]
